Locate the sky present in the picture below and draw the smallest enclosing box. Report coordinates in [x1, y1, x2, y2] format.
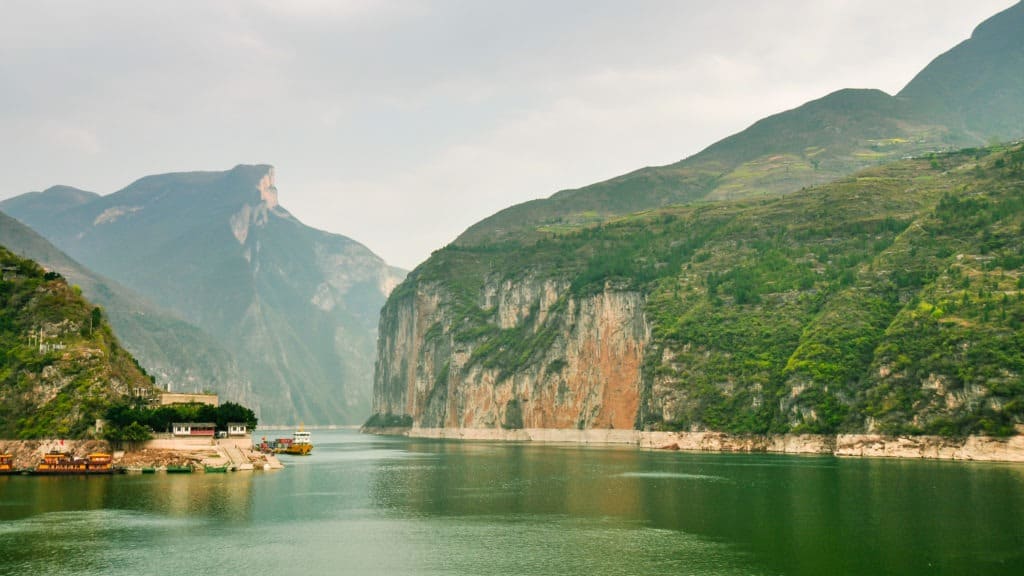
[0, 0, 1016, 270]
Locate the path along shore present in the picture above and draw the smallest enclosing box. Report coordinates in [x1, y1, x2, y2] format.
[363, 427, 1024, 463]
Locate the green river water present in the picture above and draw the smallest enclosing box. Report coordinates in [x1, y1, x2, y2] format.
[1, 429, 1023, 575]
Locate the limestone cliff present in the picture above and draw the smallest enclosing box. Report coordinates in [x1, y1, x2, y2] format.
[374, 275, 649, 430]
[372, 146, 1024, 437]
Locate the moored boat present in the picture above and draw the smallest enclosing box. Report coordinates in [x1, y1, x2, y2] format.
[204, 465, 229, 473]
[0, 453, 16, 475]
[165, 465, 192, 474]
[271, 426, 313, 455]
[30, 451, 115, 475]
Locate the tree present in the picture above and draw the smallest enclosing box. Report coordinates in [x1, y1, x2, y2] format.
[216, 402, 258, 431]
[122, 421, 153, 451]
[90, 306, 102, 334]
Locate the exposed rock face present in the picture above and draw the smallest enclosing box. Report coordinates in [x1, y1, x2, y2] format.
[374, 276, 649, 429]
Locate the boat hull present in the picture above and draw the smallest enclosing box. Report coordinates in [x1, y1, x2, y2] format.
[28, 469, 116, 476]
[278, 444, 313, 456]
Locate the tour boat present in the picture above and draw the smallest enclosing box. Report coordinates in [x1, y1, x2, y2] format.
[30, 451, 115, 475]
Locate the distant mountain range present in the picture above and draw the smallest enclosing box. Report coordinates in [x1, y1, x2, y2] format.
[2, 165, 404, 425]
[371, 2, 1024, 436]
[0, 211, 253, 406]
[457, 1, 1024, 246]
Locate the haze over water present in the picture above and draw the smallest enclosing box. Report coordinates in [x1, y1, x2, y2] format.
[1, 430, 1023, 575]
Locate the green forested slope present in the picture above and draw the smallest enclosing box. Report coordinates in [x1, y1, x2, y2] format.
[0, 246, 157, 438]
[396, 144, 1024, 436]
[1, 166, 405, 425]
[0, 211, 252, 403]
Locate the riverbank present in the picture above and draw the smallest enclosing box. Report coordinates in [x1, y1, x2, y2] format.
[361, 427, 1024, 463]
[0, 438, 283, 472]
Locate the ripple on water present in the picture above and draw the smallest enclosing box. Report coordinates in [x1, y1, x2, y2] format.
[0, 508, 203, 536]
[616, 471, 731, 482]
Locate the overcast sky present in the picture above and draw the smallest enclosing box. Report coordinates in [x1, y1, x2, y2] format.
[0, 1, 1015, 269]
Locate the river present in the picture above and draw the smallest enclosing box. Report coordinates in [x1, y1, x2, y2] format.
[1, 429, 1023, 575]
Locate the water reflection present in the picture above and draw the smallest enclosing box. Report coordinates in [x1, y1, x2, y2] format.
[3, 432, 1024, 576]
[0, 472, 255, 574]
[366, 437, 1024, 575]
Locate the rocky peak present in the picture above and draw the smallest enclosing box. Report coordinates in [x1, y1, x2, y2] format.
[257, 167, 278, 209]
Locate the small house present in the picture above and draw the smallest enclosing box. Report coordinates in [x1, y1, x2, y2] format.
[171, 422, 216, 437]
[227, 423, 249, 437]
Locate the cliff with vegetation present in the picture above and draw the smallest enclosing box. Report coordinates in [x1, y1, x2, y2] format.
[0, 247, 158, 438]
[2, 166, 405, 425]
[370, 4, 1024, 440]
[0, 211, 253, 407]
[372, 145, 1024, 437]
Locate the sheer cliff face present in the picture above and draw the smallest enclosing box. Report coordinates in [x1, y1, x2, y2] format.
[374, 277, 649, 429]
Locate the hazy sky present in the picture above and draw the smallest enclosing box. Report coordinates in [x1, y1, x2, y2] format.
[0, 1, 1015, 269]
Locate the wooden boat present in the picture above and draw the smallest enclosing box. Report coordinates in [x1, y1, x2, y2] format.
[204, 465, 229, 473]
[30, 451, 115, 475]
[141, 467, 156, 474]
[165, 465, 192, 474]
[0, 453, 16, 475]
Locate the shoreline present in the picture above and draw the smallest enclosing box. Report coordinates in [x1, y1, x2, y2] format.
[361, 427, 1024, 463]
[0, 438, 284, 472]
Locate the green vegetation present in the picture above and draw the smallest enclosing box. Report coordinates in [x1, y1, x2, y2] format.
[392, 144, 1024, 437]
[102, 401, 258, 442]
[0, 246, 157, 438]
[0, 211, 251, 415]
[1, 166, 405, 426]
[362, 412, 414, 428]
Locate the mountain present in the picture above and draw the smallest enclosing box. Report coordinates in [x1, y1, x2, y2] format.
[0, 245, 159, 438]
[1, 165, 405, 425]
[374, 144, 1024, 436]
[371, 3, 1024, 435]
[457, 2, 1024, 246]
[898, 1, 1024, 142]
[0, 211, 252, 404]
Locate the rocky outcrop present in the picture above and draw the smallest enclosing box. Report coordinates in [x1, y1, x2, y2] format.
[373, 276, 649, 430]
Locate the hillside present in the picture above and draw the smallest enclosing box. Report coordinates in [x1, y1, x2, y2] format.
[373, 144, 1024, 436]
[0, 246, 158, 438]
[0, 211, 253, 404]
[2, 166, 405, 425]
[899, 0, 1024, 142]
[455, 2, 1024, 246]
